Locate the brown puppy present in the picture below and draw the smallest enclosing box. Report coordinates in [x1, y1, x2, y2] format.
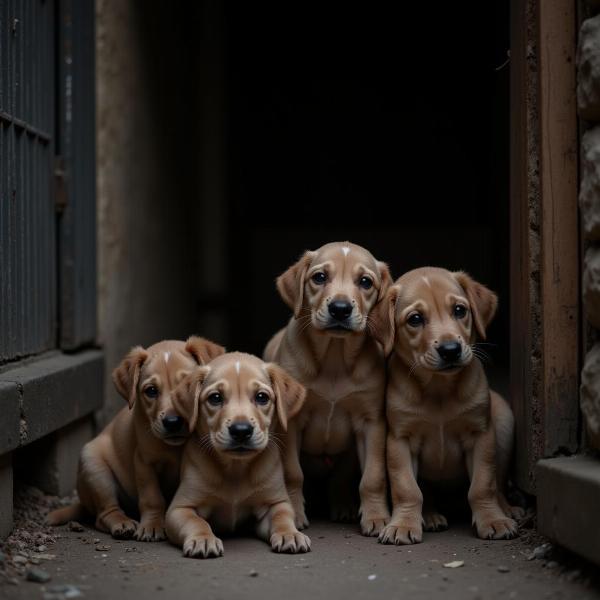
[372, 267, 522, 544]
[264, 241, 391, 536]
[165, 352, 310, 557]
[47, 337, 224, 541]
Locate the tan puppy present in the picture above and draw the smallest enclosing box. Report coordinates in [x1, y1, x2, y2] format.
[264, 241, 391, 536]
[371, 267, 522, 544]
[47, 337, 225, 541]
[165, 352, 311, 557]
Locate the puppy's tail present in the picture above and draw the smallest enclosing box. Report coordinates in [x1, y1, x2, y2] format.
[46, 502, 85, 526]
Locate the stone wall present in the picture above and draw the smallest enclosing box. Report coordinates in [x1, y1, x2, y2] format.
[578, 7, 600, 450]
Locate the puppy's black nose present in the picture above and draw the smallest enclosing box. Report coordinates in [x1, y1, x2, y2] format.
[228, 422, 254, 443]
[436, 341, 462, 363]
[328, 300, 353, 321]
[162, 415, 185, 433]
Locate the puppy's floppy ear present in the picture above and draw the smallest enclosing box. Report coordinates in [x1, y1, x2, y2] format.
[276, 251, 315, 319]
[173, 366, 211, 433]
[112, 346, 148, 410]
[185, 335, 225, 365]
[265, 363, 306, 432]
[453, 271, 498, 340]
[370, 284, 401, 356]
[376, 261, 393, 302]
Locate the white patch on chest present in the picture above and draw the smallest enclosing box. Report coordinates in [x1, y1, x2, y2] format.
[163, 352, 170, 364]
[421, 276, 431, 288]
[235, 361, 240, 375]
[341, 246, 350, 257]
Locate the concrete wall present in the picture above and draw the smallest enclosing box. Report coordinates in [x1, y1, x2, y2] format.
[96, 0, 200, 422]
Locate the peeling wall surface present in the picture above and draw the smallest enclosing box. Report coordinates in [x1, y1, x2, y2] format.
[96, 1, 199, 422]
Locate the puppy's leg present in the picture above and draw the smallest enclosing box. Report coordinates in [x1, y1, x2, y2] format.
[357, 419, 390, 536]
[257, 500, 311, 554]
[283, 422, 308, 529]
[379, 434, 422, 545]
[491, 392, 525, 520]
[166, 502, 223, 559]
[466, 425, 518, 540]
[79, 444, 137, 539]
[133, 451, 167, 542]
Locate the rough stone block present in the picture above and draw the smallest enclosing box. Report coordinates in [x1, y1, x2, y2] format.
[21, 416, 93, 496]
[580, 344, 600, 450]
[537, 456, 600, 566]
[583, 247, 600, 330]
[0, 382, 21, 454]
[0, 454, 13, 538]
[579, 127, 600, 240]
[578, 15, 600, 121]
[0, 350, 103, 445]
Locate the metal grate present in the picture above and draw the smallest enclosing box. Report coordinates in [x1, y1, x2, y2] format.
[0, 0, 56, 363]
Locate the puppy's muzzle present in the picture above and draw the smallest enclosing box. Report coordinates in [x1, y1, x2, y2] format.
[163, 414, 185, 434]
[436, 341, 462, 366]
[327, 300, 353, 330]
[228, 422, 254, 446]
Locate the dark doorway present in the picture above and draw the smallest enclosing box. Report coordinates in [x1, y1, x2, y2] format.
[223, 2, 511, 375]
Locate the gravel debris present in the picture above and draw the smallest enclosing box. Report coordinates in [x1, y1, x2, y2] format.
[68, 522, 85, 533]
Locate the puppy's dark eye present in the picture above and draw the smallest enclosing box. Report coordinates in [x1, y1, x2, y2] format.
[144, 385, 159, 399]
[311, 271, 327, 285]
[207, 392, 223, 406]
[255, 392, 270, 405]
[453, 304, 467, 319]
[358, 276, 373, 290]
[407, 313, 424, 328]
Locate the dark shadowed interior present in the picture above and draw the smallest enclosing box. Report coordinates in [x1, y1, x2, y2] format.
[223, 2, 510, 374]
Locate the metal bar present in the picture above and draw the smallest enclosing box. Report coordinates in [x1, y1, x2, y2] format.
[0, 110, 51, 143]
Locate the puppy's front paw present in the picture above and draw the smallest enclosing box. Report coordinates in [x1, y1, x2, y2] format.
[135, 519, 166, 542]
[104, 517, 138, 540]
[360, 515, 389, 537]
[422, 511, 448, 532]
[378, 521, 422, 545]
[474, 515, 518, 540]
[270, 531, 311, 554]
[182, 534, 224, 558]
[330, 501, 359, 524]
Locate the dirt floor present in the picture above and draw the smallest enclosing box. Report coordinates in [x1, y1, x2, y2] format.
[0, 485, 599, 600]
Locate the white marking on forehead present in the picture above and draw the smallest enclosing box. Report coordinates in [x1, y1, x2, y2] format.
[342, 246, 350, 257]
[235, 361, 240, 375]
[163, 352, 170, 364]
[421, 276, 431, 288]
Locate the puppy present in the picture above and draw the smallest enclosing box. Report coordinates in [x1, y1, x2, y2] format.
[47, 337, 225, 541]
[371, 267, 522, 544]
[165, 352, 311, 557]
[264, 241, 391, 536]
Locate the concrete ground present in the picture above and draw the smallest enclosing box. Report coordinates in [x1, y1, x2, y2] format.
[1, 492, 599, 600]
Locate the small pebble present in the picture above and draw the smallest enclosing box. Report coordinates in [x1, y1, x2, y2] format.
[95, 545, 111, 551]
[13, 555, 28, 565]
[443, 560, 464, 568]
[68, 522, 85, 533]
[368, 574, 377, 581]
[26, 567, 51, 583]
[249, 569, 258, 577]
[545, 561, 559, 569]
[497, 565, 510, 573]
[36, 545, 48, 553]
